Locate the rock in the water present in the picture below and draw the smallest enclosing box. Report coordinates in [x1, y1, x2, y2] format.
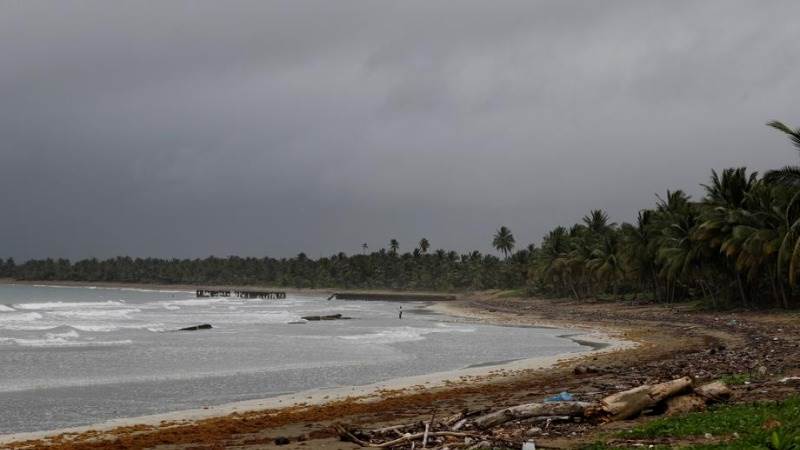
[301, 314, 351, 321]
[274, 436, 290, 445]
[178, 324, 212, 331]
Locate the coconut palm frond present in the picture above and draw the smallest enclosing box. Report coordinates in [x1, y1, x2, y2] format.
[764, 166, 800, 186]
[768, 120, 800, 151]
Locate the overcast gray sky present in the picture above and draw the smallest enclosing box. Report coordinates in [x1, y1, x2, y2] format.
[2, 1, 799, 260]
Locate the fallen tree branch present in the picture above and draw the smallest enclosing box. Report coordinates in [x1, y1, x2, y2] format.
[471, 401, 594, 429]
[600, 376, 692, 420]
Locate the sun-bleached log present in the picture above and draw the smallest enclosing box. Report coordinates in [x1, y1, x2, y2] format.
[471, 401, 594, 429]
[694, 381, 731, 403]
[601, 376, 693, 420]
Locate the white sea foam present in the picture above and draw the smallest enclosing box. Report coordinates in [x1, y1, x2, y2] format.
[49, 308, 141, 319]
[69, 324, 118, 332]
[0, 337, 133, 348]
[163, 298, 234, 307]
[46, 329, 80, 339]
[340, 325, 475, 345]
[0, 305, 15, 312]
[69, 323, 164, 333]
[0, 324, 60, 331]
[0, 312, 43, 323]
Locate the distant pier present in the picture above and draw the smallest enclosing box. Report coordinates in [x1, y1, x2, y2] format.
[196, 289, 286, 299]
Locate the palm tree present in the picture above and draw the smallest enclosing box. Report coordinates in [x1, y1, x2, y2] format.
[621, 210, 659, 299]
[492, 226, 515, 259]
[653, 190, 698, 303]
[389, 239, 399, 254]
[696, 168, 761, 306]
[582, 209, 616, 235]
[418, 238, 430, 254]
[719, 182, 788, 307]
[764, 121, 800, 186]
[702, 167, 758, 208]
[587, 232, 625, 297]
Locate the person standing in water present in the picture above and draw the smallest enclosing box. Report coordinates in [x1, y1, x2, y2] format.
[398, 306, 403, 319]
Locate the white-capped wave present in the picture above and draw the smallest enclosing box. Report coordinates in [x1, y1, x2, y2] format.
[69, 324, 118, 332]
[49, 308, 140, 319]
[163, 298, 239, 307]
[340, 325, 475, 345]
[46, 329, 80, 339]
[0, 305, 15, 312]
[69, 323, 164, 332]
[0, 324, 60, 331]
[0, 312, 43, 323]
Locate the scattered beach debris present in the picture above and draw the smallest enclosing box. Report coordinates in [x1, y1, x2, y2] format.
[573, 364, 601, 375]
[334, 377, 732, 449]
[177, 323, 213, 331]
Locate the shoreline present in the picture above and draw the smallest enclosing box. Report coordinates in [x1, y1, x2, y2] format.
[0, 289, 636, 445]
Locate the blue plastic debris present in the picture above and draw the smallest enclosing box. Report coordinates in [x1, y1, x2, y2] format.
[544, 391, 574, 402]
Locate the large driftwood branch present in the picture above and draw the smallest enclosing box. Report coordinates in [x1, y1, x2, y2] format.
[600, 376, 692, 420]
[471, 401, 594, 429]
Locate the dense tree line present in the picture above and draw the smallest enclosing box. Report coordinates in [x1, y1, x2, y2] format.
[527, 121, 800, 308]
[3, 121, 800, 308]
[0, 249, 522, 291]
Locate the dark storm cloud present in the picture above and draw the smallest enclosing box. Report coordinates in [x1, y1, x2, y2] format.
[2, 1, 800, 259]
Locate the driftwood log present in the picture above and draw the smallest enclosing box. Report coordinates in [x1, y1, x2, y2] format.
[471, 401, 593, 429]
[335, 377, 731, 448]
[695, 381, 732, 402]
[600, 376, 692, 420]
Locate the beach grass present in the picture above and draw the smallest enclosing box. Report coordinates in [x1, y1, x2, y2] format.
[582, 396, 800, 449]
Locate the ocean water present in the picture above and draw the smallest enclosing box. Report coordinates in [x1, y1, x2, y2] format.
[0, 284, 587, 434]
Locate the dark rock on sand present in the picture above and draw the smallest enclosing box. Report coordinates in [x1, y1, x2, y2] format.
[274, 436, 290, 445]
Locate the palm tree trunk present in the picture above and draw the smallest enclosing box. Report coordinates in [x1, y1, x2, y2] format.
[779, 279, 790, 309]
[735, 272, 748, 308]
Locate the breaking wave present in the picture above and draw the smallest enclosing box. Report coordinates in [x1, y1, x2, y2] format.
[339, 324, 475, 345]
